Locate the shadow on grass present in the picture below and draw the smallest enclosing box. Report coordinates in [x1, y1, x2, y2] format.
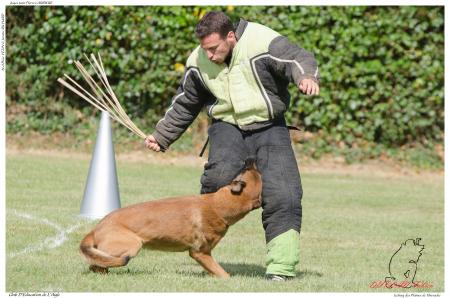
[81, 263, 323, 280]
[81, 267, 158, 276]
[221, 262, 265, 277]
[221, 262, 323, 280]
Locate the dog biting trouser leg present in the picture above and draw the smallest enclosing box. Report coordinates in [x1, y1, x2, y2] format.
[265, 229, 300, 277]
[200, 120, 303, 278]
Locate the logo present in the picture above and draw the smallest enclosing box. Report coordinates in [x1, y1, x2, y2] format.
[369, 238, 433, 289]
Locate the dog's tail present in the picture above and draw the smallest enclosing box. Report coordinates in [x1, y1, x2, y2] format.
[80, 231, 130, 268]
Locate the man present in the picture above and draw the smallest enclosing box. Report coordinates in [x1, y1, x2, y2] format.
[145, 11, 320, 281]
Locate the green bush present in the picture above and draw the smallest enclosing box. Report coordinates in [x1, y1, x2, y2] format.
[6, 6, 444, 149]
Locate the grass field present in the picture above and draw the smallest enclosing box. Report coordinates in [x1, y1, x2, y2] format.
[5, 149, 444, 292]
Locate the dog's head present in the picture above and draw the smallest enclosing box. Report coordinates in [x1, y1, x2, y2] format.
[230, 158, 262, 209]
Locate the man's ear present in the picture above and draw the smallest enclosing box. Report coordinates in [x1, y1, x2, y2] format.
[230, 180, 246, 195]
[226, 31, 236, 42]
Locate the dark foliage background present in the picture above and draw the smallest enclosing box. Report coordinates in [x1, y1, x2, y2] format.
[6, 6, 444, 160]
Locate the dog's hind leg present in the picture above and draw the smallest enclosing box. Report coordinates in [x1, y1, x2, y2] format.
[98, 234, 142, 264]
[87, 240, 138, 274]
[92, 230, 143, 270]
[119, 238, 142, 265]
[189, 249, 230, 278]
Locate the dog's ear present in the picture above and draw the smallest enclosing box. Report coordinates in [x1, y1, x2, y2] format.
[230, 180, 246, 195]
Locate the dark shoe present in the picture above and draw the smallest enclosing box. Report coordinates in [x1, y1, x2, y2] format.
[266, 274, 293, 281]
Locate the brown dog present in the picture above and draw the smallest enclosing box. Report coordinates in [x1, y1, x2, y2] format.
[79, 159, 262, 278]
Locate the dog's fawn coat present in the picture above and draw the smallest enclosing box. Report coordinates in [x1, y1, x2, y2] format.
[80, 160, 262, 278]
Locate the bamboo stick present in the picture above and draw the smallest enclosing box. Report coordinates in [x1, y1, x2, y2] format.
[62, 71, 140, 137]
[88, 54, 146, 138]
[90, 54, 145, 138]
[60, 74, 138, 135]
[58, 53, 147, 139]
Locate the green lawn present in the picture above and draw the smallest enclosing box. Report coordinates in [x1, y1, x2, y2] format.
[5, 150, 444, 292]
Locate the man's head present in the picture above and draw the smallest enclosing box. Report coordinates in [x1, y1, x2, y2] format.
[195, 11, 237, 64]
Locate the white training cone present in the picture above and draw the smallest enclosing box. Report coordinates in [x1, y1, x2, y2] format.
[80, 111, 121, 219]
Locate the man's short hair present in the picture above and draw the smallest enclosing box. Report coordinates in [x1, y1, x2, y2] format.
[195, 11, 234, 40]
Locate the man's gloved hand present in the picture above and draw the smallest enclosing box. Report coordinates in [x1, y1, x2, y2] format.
[298, 78, 320, 96]
[145, 135, 161, 152]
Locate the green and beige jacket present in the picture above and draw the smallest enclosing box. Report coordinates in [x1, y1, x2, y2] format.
[153, 18, 320, 150]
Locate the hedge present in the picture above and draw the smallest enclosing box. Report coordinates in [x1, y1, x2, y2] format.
[6, 6, 444, 148]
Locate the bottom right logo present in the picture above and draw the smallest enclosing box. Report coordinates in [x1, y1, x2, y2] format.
[370, 238, 433, 289]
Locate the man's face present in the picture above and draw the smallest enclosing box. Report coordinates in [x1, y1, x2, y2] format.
[200, 32, 236, 64]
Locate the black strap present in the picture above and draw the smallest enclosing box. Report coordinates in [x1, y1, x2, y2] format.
[199, 136, 209, 157]
[287, 125, 302, 131]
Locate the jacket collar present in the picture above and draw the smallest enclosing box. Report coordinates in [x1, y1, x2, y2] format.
[234, 18, 248, 41]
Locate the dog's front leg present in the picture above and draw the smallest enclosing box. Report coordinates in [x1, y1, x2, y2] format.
[189, 249, 230, 278]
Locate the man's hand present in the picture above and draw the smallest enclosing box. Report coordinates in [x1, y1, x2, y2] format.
[145, 135, 161, 152]
[299, 78, 320, 96]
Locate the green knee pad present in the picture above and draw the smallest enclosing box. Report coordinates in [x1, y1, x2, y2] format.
[266, 229, 300, 277]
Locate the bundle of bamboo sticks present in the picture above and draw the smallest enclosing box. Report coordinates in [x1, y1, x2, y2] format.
[57, 53, 147, 139]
